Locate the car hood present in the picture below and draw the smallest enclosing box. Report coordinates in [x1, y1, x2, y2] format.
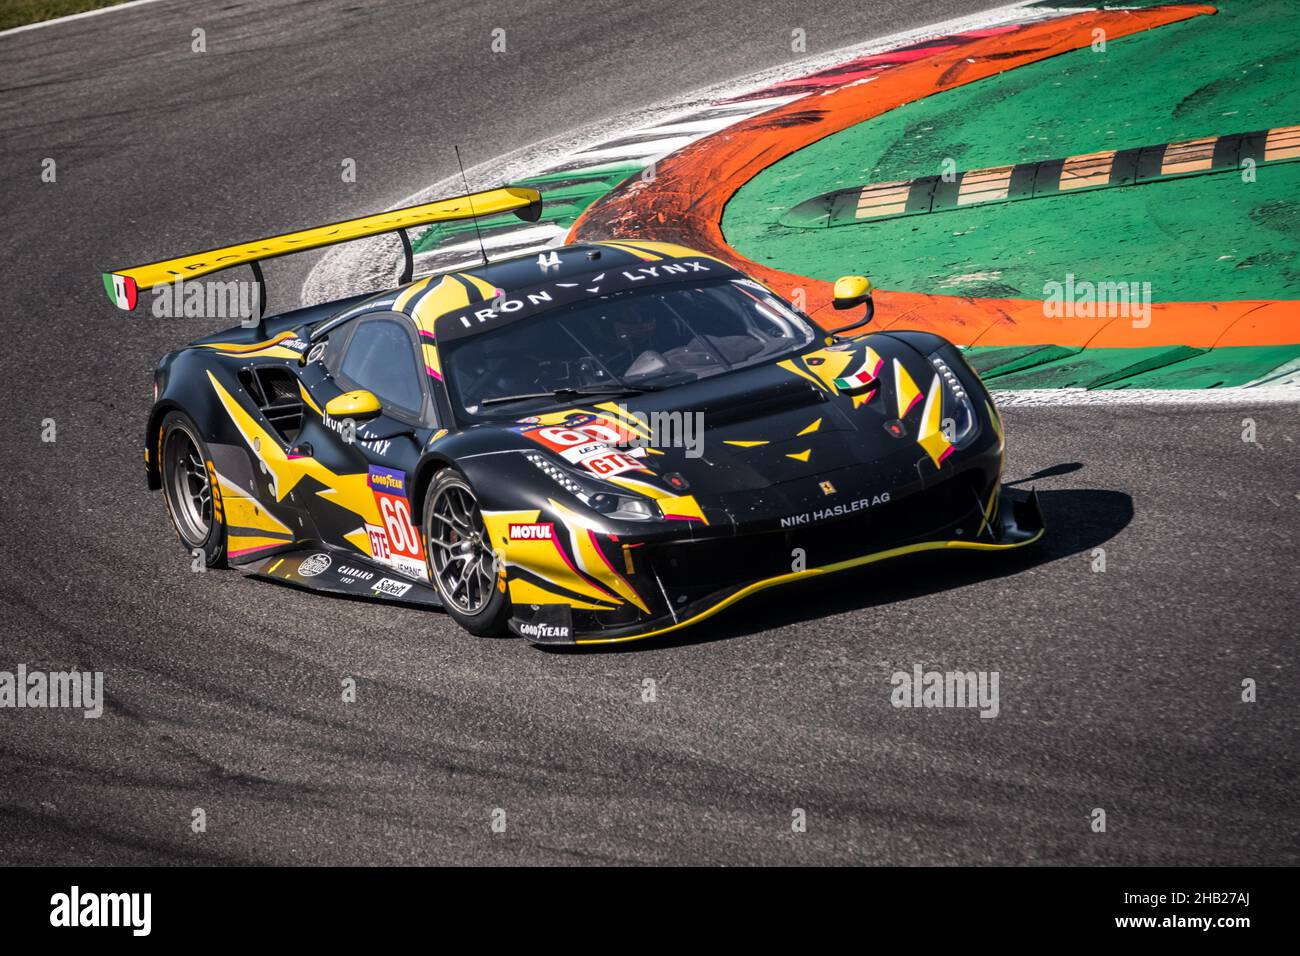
[505, 333, 956, 504]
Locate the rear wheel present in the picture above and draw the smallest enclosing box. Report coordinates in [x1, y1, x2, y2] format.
[160, 410, 227, 568]
[423, 469, 510, 635]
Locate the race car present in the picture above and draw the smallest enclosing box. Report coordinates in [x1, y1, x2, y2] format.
[107, 186, 1043, 646]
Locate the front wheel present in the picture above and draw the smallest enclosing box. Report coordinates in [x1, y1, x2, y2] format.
[422, 469, 510, 635]
[159, 410, 227, 568]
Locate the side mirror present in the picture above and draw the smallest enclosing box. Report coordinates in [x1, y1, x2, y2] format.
[832, 275, 873, 311]
[324, 389, 382, 420]
[828, 275, 875, 339]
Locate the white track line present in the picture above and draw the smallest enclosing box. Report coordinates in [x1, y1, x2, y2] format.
[570, 135, 699, 160]
[0, 0, 170, 39]
[631, 116, 781, 137]
[992, 385, 1300, 407]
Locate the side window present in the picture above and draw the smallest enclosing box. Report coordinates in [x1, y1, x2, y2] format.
[338, 318, 425, 414]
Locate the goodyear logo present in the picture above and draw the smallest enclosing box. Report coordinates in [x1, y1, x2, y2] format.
[519, 621, 570, 640]
[368, 466, 406, 494]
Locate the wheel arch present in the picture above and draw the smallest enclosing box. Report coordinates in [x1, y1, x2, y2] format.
[409, 453, 458, 525]
[145, 350, 232, 489]
[145, 400, 185, 490]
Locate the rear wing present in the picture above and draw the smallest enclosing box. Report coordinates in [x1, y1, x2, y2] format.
[102, 185, 542, 311]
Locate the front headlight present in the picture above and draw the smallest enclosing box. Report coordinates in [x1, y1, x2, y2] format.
[929, 354, 977, 446]
[524, 452, 663, 520]
[525, 452, 588, 499]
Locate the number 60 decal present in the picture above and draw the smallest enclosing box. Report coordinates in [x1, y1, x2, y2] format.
[379, 496, 421, 557]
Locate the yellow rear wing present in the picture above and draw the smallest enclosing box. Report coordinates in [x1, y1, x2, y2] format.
[102, 186, 542, 311]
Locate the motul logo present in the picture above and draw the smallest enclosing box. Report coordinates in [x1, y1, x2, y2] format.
[509, 523, 554, 540]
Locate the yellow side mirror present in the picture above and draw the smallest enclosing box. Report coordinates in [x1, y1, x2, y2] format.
[324, 389, 382, 420]
[832, 275, 873, 310]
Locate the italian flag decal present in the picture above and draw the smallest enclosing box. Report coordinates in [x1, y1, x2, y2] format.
[102, 272, 137, 310]
[833, 347, 883, 392]
[833, 369, 873, 391]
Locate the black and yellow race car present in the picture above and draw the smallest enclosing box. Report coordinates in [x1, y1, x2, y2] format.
[107, 186, 1042, 646]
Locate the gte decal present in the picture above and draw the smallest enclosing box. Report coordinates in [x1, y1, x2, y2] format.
[509, 523, 555, 540]
[582, 450, 644, 477]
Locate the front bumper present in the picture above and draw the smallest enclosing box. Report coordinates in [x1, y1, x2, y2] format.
[509, 482, 1044, 646]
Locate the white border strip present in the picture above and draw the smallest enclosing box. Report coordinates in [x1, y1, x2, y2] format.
[992, 385, 1300, 407]
[0, 0, 169, 40]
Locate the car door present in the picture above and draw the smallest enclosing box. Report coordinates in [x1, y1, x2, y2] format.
[295, 312, 434, 579]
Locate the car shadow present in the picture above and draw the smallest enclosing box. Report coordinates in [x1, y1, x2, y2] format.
[545, 482, 1133, 654]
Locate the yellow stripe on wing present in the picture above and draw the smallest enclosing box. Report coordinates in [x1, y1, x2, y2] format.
[106, 187, 541, 297]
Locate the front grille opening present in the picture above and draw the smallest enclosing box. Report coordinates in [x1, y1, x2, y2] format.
[650, 470, 987, 599]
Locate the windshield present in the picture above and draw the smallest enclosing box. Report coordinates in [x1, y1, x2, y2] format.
[443, 278, 817, 419]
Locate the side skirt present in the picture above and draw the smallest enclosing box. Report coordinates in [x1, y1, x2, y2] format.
[248, 547, 441, 608]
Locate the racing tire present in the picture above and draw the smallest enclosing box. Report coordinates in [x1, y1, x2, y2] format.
[422, 468, 511, 636]
[159, 410, 228, 568]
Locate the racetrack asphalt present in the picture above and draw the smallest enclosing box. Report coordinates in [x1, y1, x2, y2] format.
[0, 0, 1296, 865]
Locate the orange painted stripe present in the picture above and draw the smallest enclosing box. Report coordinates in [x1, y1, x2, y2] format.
[569, 5, 1298, 349]
[1160, 136, 1216, 176]
[1264, 125, 1300, 161]
[856, 180, 912, 218]
[957, 165, 1014, 204]
[1058, 150, 1116, 190]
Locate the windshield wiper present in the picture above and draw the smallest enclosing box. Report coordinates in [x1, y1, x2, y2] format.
[480, 385, 656, 407]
